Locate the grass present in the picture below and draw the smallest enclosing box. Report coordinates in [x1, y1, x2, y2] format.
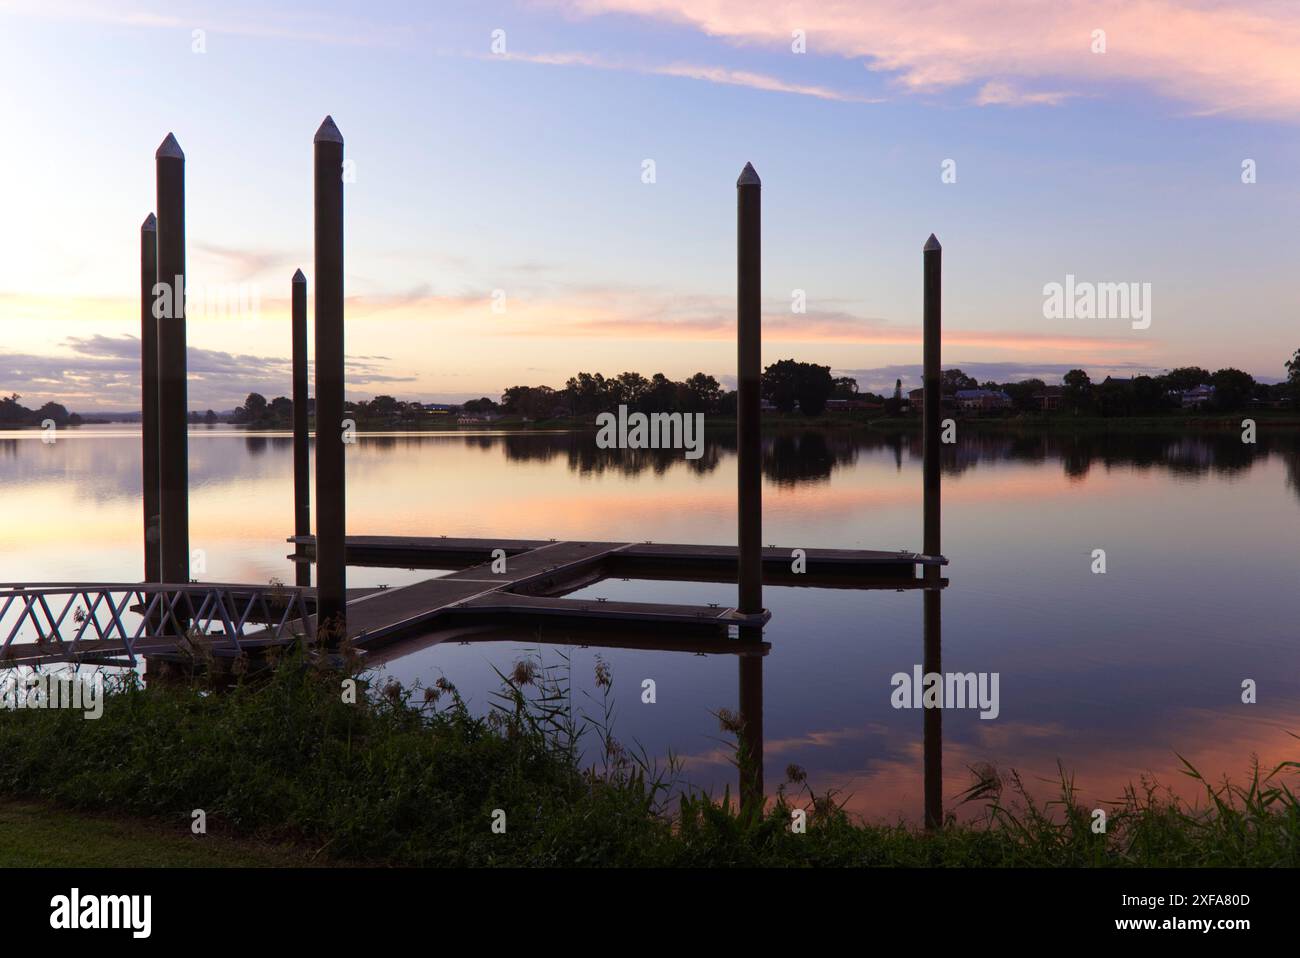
[0, 799, 326, 867]
[1, 649, 1297, 867]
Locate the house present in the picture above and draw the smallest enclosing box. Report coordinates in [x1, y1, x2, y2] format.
[1180, 384, 1215, 408]
[1032, 385, 1064, 411]
[954, 388, 1011, 412]
[907, 388, 958, 413]
[825, 398, 873, 412]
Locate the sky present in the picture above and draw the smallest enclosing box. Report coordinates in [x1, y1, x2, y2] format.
[1, 0, 1298, 411]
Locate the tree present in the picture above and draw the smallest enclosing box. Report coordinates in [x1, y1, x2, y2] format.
[1132, 375, 1171, 413]
[233, 392, 268, 424]
[684, 373, 722, 413]
[500, 385, 557, 420]
[614, 371, 651, 410]
[562, 372, 608, 416]
[1286, 348, 1300, 401]
[831, 376, 859, 399]
[34, 401, 71, 426]
[268, 396, 293, 421]
[760, 360, 832, 416]
[369, 394, 400, 417]
[1062, 369, 1092, 413]
[1164, 366, 1211, 392]
[796, 363, 833, 416]
[884, 378, 904, 415]
[1004, 378, 1045, 413]
[1210, 368, 1255, 411]
[761, 360, 801, 413]
[0, 394, 27, 424]
[941, 369, 978, 391]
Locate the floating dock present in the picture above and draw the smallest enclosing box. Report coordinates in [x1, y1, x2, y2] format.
[283, 534, 947, 653]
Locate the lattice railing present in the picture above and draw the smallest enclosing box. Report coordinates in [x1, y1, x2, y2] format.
[0, 583, 311, 667]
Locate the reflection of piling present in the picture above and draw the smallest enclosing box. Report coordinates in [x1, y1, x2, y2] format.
[156, 134, 189, 593]
[291, 270, 311, 588]
[313, 117, 346, 641]
[140, 214, 160, 583]
[922, 234, 942, 829]
[738, 654, 764, 814]
[736, 163, 762, 621]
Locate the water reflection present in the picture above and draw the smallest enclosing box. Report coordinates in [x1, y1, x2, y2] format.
[3, 423, 1299, 823]
[5, 425, 1298, 503]
[482, 428, 1300, 494]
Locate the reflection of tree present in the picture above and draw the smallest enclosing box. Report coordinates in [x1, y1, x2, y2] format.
[763, 431, 856, 485]
[481, 425, 1289, 488]
[1279, 435, 1300, 505]
[495, 432, 724, 477]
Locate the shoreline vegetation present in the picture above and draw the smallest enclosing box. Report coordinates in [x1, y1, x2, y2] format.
[11, 355, 1298, 433]
[1, 650, 1296, 867]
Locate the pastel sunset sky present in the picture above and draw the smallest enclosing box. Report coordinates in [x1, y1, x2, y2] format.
[1, 0, 1298, 410]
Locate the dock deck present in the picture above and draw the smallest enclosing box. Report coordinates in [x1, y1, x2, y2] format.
[0, 537, 946, 667]
[288, 534, 946, 652]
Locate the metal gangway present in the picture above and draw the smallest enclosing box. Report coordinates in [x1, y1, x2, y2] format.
[0, 582, 311, 668]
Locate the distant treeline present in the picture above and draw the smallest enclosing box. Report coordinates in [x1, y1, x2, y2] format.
[487, 361, 858, 419]
[59, 349, 1297, 431]
[0, 394, 81, 428]
[939, 361, 1296, 415]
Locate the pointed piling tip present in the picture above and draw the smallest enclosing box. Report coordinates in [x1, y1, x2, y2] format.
[923, 233, 941, 252]
[156, 133, 184, 160]
[292, 268, 306, 284]
[736, 162, 760, 187]
[314, 115, 344, 144]
[141, 213, 157, 232]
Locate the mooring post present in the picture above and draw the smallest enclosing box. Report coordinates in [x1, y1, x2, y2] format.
[736, 162, 762, 620]
[156, 134, 189, 594]
[736, 162, 764, 812]
[140, 213, 160, 584]
[922, 233, 943, 830]
[291, 269, 311, 588]
[314, 117, 346, 642]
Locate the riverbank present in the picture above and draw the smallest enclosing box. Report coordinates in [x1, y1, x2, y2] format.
[0, 800, 330, 867]
[863, 411, 1300, 433]
[233, 407, 1300, 434]
[1, 653, 1295, 867]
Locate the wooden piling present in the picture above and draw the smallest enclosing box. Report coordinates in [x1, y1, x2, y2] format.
[922, 233, 942, 830]
[313, 117, 346, 641]
[140, 213, 160, 583]
[155, 134, 189, 590]
[291, 269, 310, 588]
[736, 163, 762, 621]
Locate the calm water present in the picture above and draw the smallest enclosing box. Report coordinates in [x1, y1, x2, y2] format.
[4, 423, 1299, 822]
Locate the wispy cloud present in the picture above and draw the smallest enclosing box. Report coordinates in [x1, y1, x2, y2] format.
[558, 0, 1300, 120]
[0, 335, 412, 412]
[194, 243, 298, 280]
[974, 81, 1073, 108]
[2, 0, 405, 47]
[496, 50, 880, 102]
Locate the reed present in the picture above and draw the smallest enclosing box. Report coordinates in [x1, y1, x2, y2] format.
[0, 653, 1295, 867]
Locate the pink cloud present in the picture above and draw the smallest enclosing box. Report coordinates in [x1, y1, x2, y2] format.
[556, 0, 1300, 120]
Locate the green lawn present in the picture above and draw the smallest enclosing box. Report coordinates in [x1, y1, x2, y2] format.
[0, 800, 330, 868]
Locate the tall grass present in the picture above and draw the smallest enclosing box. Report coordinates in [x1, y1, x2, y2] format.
[0, 650, 1296, 866]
